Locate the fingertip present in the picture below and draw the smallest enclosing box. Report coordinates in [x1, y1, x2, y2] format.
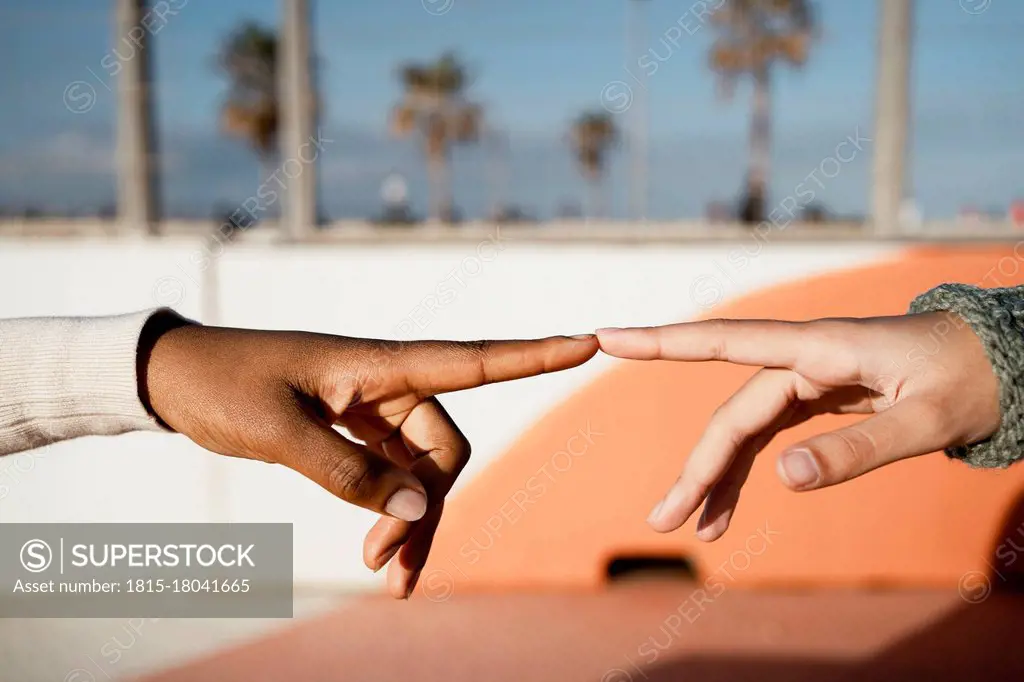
[405, 568, 422, 600]
[363, 514, 410, 571]
[647, 519, 680, 534]
[371, 544, 400, 572]
[564, 333, 599, 352]
[646, 490, 696, 533]
[388, 576, 407, 600]
[776, 448, 822, 490]
[595, 327, 649, 359]
[646, 499, 665, 525]
[384, 487, 428, 522]
[386, 557, 409, 599]
[362, 540, 378, 571]
[594, 327, 622, 349]
[696, 529, 718, 543]
[549, 333, 599, 364]
[696, 509, 731, 543]
[646, 501, 683, 533]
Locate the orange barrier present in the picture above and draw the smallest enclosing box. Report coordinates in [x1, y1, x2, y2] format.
[424, 246, 1024, 589]
[138, 588, 1024, 682]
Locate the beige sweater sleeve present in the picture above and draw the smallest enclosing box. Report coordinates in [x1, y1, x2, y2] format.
[0, 309, 168, 455]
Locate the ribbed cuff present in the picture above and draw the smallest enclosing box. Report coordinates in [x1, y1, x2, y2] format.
[909, 283, 1024, 468]
[0, 308, 186, 454]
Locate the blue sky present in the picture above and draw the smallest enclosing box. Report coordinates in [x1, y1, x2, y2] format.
[1, 0, 1022, 219]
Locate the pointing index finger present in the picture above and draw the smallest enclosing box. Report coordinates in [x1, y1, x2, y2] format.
[596, 320, 808, 369]
[400, 335, 599, 396]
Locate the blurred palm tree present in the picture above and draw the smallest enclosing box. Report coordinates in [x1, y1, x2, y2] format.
[217, 22, 279, 186]
[570, 111, 618, 220]
[390, 53, 483, 223]
[709, 0, 816, 221]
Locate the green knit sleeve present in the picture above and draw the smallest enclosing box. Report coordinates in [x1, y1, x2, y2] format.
[909, 283, 1024, 468]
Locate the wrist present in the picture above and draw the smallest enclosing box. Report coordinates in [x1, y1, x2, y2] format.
[137, 310, 197, 430]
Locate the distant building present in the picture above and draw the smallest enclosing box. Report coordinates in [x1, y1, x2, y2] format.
[1010, 200, 1024, 227]
[705, 201, 731, 223]
[899, 198, 922, 230]
[959, 205, 983, 224]
[959, 204, 1009, 226]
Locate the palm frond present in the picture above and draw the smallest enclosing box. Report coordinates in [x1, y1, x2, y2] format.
[569, 111, 617, 179]
[392, 52, 484, 157]
[709, 0, 817, 73]
[390, 103, 417, 137]
[217, 21, 280, 158]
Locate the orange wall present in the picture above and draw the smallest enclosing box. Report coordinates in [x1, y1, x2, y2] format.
[423, 246, 1024, 591]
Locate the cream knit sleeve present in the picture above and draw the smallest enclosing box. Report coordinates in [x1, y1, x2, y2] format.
[0, 309, 175, 455]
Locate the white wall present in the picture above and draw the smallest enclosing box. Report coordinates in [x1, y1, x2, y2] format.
[0, 234, 896, 587]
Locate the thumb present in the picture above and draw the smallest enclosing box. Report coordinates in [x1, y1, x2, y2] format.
[775, 399, 950, 491]
[282, 417, 429, 521]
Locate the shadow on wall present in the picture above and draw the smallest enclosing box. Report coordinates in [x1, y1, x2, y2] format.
[639, 489, 1024, 682]
[426, 246, 1024, 590]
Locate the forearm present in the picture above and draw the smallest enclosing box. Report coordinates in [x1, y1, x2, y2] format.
[910, 283, 1024, 468]
[0, 309, 181, 456]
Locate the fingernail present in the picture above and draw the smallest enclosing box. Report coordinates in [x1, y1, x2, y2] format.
[697, 510, 729, 541]
[778, 449, 820, 489]
[385, 489, 428, 522]
[595, 328, 622, 335]
[571, 334, 595, 340]
[647, 499, 665, 525]
[373, 544, 401, 572]
[404, 569, 422, 600]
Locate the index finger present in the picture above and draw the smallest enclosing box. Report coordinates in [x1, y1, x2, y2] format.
[596, 320, 809, 368]
[399, 335, 599, 397]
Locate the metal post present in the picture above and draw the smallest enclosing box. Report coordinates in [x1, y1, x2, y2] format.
[279, 0, 318, 239]
[871, 0, 913, 235]
[115, 0, 159, 234]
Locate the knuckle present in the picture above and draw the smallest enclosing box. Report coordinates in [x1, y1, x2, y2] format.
[464, 339, 492, 355]
[451, 445, 472, 480]
[454, 432, 472, 462]
[822, 426, 877, 477]
[706, 409, 746, 451]
[704, 320, 732, 360]
[688, 468, 719, 498]
[356, 337, 403, 372]
[440, 430, 472, 480]
[325, 455, 381, 502]
[720, 425, 747, 452]
[450, 340, 491, 381]
[452, 339, 491, 360]
[801, 322, 860, 379]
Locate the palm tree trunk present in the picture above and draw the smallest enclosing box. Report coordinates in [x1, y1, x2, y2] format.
[427, 156, 441, 223]
[748, 65, 772, 220]
[428, 153, 452, 223]
[259, 156, 275, 219]
[486, 132, 508, 221]
[587, 176, 604, 221]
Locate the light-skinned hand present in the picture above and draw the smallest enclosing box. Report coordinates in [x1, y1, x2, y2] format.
[597, 313, 1000, 541]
